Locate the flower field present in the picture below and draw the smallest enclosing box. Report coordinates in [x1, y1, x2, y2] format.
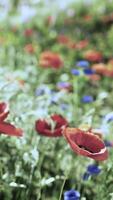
[1, 0, 113, 199]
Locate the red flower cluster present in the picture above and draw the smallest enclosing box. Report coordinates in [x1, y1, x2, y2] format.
[84, 50, 103, 62]
[57, 35, 89, 50]
[63, 127, 108, 161]
[35, 114, 68, 137]
[35, 114, 108, 161]
[0, 102, 23, 137]
[39, 51, 63, 69]
[92, 61, 113, 77]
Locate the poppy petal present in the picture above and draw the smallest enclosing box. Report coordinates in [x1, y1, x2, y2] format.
[35, 119, 52, 136]
[0, 122, 23, 136]
[39, 51, 63, 69]
[51, 114, 68, 128]
[35, 115, 68, 137]
[35, 119, 63, 137]
[63, 128, 108, 161]
[0, 102, 9, 121]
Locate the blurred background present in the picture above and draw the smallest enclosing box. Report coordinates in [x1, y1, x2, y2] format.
[0, 0, 95, 23]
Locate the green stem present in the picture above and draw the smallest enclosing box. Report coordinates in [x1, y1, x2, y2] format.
[58, 176, 67, 200]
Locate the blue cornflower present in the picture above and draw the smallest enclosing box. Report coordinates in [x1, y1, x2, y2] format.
[103, 113, 113, 123]
[107, 116, 113, 122]
[104, 140, 113, 147]
[81, 95, 93, 103]
[71, 69, 80, 76]
[57, 82, 71, 90]
[60, 103, 69, 110]
[35, 85, 51, 96]
[87, 164, 101, 175]
[51, 95, 59, 104]
[64, 189, 80, 200]
[83, 164, 101, 181]
[76, 60, 90, 68]
[57, 82, 70, 88]
[35, 88, 45, 96]
[84, 68, 95, 75]
[50, 91, 63, 104]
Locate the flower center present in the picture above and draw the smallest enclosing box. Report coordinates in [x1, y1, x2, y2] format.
[78, 145, 94, 153]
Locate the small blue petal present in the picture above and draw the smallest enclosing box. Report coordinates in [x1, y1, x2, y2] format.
[71, 69, 80, 76]
[104, 113, 113, 123]
[76, 60, 90, 68]
[81, 95, 93, 103]
[104, 140, 113, 147]
[35, 88, 45, 96]
[64, 190, 80, 200]
[35, 85, 51, 96]
[57, 82, 71, 88]
[108, 117, 113, 122]
[51, 97, 58, 104]
[60, 103, 69, 110]
[87, 164, 101, 175]
[84, 68, 95, 75]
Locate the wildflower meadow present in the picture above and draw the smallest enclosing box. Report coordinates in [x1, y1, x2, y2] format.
[0, 0, 113, 199]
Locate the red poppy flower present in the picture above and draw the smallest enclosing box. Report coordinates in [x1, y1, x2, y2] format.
[88, 74, 101, 82]
[92, 62, 113, 77]
[35, 114, 68, 137]
[24, 29, 33, 37]
[69, 40, 89, 50]
[84, 50, 103, 62]
[92, 63, 106, 74]
[57, 35, 70, 45]
[102, 59, 113, 77]
[0, 102, 23, 137]
[63, 127, 108, 161]
[39, 51, 63, 69]
[76, 40, 89, 49]
[24, 44, 35, 54]
[102, 69, 113, 77]
[0, 102, 9, 122]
